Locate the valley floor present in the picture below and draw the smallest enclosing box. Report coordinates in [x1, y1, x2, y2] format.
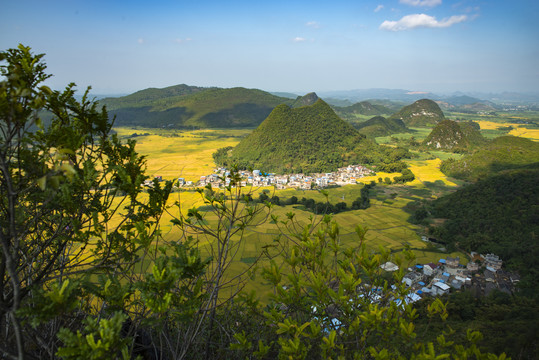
[113, 126, 481, 295]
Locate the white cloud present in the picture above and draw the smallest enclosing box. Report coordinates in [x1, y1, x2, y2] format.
[173, 38, 192, 44]
[399, 0, 442, 7]
[305, 21, 320, 28]
[137, 38, 144, 44]
[374, 4, 384, 12]
[380, 13, 467, 31]
[292, 37, 306, 42]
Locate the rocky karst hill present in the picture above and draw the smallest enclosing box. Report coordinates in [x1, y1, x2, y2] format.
[423, 120, 485, 151]
[291, 92, 320, 108]
[390, 99, 445, 127]
[216, 99, 398, 173]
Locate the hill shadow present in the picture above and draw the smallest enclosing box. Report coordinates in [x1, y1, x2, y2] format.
[110, 106, 194, 128]
[198, 103, 275, 128]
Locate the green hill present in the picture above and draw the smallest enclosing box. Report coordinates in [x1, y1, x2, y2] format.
[390, 99, 445, 127]
[356, 116, 409, 137]
[338, 101, 393, 116]
[440, 136, 539, 181]
[291, 92, 320, 108]
[218, 100, 403, 173]
[99, 84, 291, 128]
[334, 101, 393, 122]
[423, 120, 486, 151]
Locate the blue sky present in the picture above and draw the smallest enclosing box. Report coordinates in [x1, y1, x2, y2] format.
[2, 0, 538, 95]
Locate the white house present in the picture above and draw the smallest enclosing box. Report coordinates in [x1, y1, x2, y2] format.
[432, 282, 450, 296]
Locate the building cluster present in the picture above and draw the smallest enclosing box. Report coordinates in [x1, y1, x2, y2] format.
[173, 165, 374, 190]
[382, 253, 519, 303]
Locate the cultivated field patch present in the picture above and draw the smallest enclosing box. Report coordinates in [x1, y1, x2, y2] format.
[407, 159, 457, 186]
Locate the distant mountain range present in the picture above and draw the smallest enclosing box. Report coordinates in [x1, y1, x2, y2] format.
[97, 84, 538, 129]
[317, 88, 539, 105]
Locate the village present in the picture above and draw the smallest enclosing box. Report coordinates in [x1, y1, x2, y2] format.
[145, 168, 522, 305]
[382, 252, 520, 303]
[172, 164, 374, 189]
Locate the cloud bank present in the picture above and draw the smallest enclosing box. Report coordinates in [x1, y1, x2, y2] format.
[399, 0, 442, 7]
[374, 5, 384, 12]
[380, 13, 467, 31]
[292, 37, 306, 42]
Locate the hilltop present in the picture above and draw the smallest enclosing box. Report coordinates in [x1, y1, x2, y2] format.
[99, 84, 291, 128]
[440, 136, 539, 181]
[390, 99, 445, 127]
[291, 92, 320, 108]
[423, 120, 486, 151]
[335, 101, 393, 117]
[216, 100, 407, 173]
[356, 116, 409, 137]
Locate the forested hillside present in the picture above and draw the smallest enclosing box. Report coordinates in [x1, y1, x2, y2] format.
[441, 135, 539, 180]
[390, 98, 445, 127]
[333, 100, 393, 121]
[356, 116, 409, 137]
[423, 120, 486, 151]
[100, 85, 291, 128]
[415, 168, 539, 295]
[216, 100, 410, 173]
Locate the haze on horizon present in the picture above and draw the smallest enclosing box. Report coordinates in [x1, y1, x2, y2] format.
[1, 0, 538, 96]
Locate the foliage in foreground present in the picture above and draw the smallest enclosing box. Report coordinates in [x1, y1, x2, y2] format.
[0, 45, 509, 360]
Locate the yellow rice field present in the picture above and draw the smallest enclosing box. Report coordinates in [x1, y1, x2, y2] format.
[508, 127, 539, 140]
[115, 128, 249, 182]
[407, 159, 457, 186]
[357, 171, 402, 184]
[477, 120, 539, 141]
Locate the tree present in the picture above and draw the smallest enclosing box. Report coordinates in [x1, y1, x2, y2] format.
[0, 45, 170, 359]
[0, 44, 509, 359]
[163, 173, 271, 359]
[230, 215, 508, 360]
